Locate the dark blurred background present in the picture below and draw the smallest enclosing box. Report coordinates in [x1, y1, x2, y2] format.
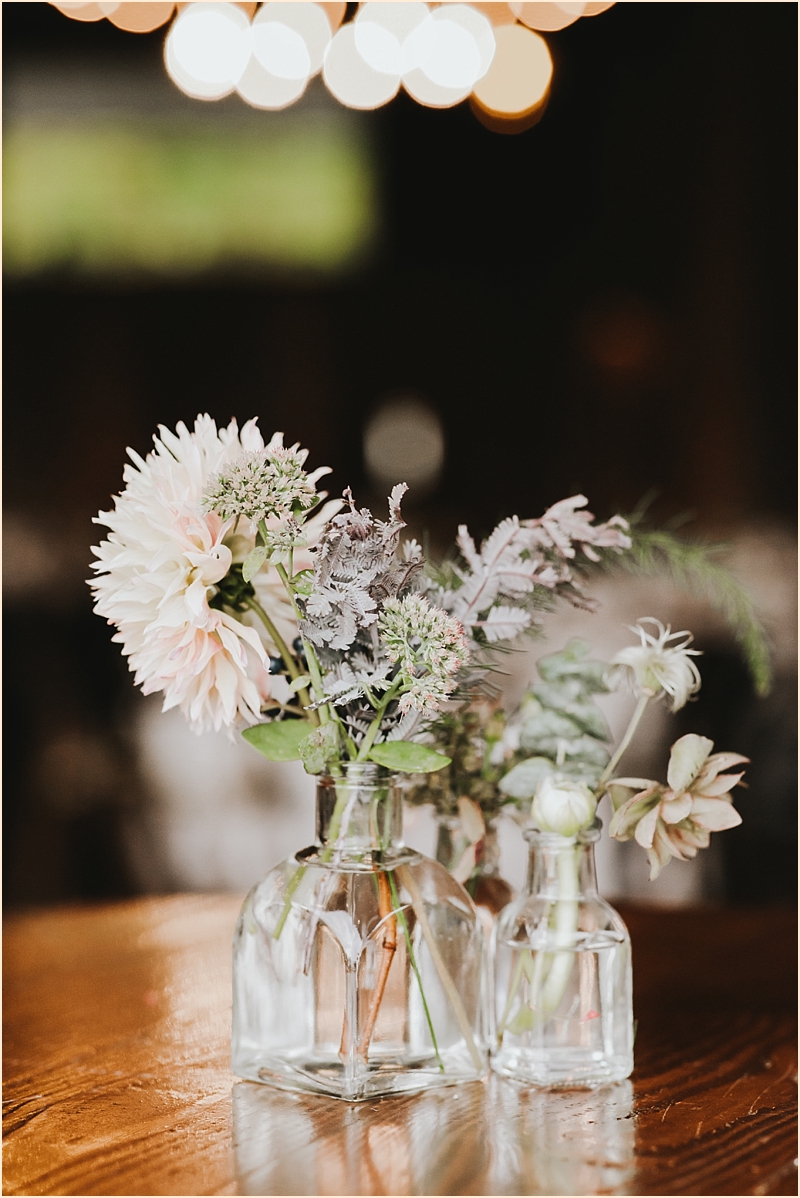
[4, 2, 796, 909]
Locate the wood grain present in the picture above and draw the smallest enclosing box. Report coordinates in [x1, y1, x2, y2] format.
[3, 896, 796, 1196]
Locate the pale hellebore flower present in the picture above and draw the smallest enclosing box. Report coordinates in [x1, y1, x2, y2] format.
[608, 732, 748, 880]
[531, 774, 597, 837]
[606, 617, 702, 712]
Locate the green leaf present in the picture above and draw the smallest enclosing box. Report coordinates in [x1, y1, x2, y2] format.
[242, 546, 267, 584]
[288, 674, 312, 694]
[367, 741, 452, 773]
[242, 719, 310, 761]
[298, 723, 340, 774]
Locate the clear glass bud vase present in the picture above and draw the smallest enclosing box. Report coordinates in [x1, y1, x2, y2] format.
[232, 763, 488, 1101]
[491, 821, 633, 1088]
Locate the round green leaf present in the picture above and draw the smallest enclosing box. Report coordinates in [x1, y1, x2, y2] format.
[367, 742, 452, 773]
[242, 720, 310, 761]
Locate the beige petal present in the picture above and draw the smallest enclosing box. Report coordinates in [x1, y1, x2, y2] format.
[660, 793, 693, 824]
[634, 804, 661, 850]
[610, 776, 662, 790]
[457, 796, 486, 844]
[609, 788, 662, 841]
[647, 824, 675, 879]
[452, 843, 477, 885]
[690, 798, 743, 831]
[667, 733, 714, 792]
[696, 771, 745, 797]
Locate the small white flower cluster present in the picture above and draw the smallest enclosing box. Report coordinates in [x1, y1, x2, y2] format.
[606, 618, 702, 712]
[203, 434, 330, 527]
[379, 594, 468, 714]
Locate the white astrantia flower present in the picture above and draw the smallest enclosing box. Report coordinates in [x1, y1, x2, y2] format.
[379, 593, 468, 714]
[203, 437, 330, 528]
[605, 618, 702, 712]
[531, 774, 597, 837]
[89, 415, 338, 735]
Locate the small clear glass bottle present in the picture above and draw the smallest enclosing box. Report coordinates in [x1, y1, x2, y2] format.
[491, 821, 633, 1088]
[232, 762, 488, 1101]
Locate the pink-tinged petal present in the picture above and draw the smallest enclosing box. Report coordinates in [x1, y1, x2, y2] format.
[634, 804, 662, 849]
[609, 789, 662, 840]
[610, 777, 662, 791]
[670, 822, 709, 854]
[704, 751, 750, 774]
[660, 793, 694, 824]
[663, 823, 699, 860]
[667, 734, 714, 792]
[690, 798, 743, 831]
[646, 825, 675, 879]
[696, 771, 746, 797]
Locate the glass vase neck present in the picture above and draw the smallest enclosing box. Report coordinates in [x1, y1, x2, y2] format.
[523, 821, 601, 898]
[316, 762, 404, 861]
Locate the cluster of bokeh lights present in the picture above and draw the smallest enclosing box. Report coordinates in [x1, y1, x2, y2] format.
[51, 2, 615, 131]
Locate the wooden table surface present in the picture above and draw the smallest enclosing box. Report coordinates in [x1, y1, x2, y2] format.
[3, 894, 796, 1197]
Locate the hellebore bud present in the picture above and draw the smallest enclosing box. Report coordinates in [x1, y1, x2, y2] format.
[531, 774, 597, 837]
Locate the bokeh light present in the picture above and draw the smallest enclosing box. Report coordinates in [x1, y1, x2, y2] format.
[354, 3, 431, 77]
[471, 23, 552, 119]
[49, 0, 616, 127]
[510, 3, 583, 33]
[252, 3, 331, 78]
[323, 23, 401, 110]
[363, 397, 446, 496]
[51, 2, 108, 22]
[236, 56, 308, 109]
[103, 3, 175, 33]
[166, 3, 252, 100]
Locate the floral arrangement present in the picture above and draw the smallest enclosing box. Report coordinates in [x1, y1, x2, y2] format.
[90, 414, 758, 892]
[90, 415, 629, 777]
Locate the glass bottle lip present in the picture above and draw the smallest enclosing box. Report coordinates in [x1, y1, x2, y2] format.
[319, 761, 396, 784]
[523, 818, 602, 847]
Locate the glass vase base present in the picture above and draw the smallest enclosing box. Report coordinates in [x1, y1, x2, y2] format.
[234, 1047, 484, 1101]
[490, 1047, 633, 1090]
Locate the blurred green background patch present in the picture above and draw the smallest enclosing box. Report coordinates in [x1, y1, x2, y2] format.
[4, 117, 378, 277]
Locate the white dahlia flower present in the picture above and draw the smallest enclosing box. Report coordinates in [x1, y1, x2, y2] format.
[89, 415, 338, 735]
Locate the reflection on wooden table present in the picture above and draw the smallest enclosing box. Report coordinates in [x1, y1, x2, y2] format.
[3, 894, 797, 1196]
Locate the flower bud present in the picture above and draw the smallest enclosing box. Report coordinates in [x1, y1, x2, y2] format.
[531, 774, 597, 837]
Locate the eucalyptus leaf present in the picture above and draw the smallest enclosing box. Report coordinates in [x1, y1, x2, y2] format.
[242, 545, 267, 584]
[242, 719, 310, 761]
[368, 742, 452, 773]
[499, 756, 554, 800]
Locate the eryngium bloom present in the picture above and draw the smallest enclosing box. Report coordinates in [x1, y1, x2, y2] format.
[608, 733, 748, 879]
[606, 618, 702, 712]
[379, 593, 468, 713]
[89, 416, 335, 734]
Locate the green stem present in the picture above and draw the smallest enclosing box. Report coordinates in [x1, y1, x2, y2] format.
[596, 693, 649, 793]
[397, 864, 484, 1072]
[387, 871, 444, 1073]
[356, 677, 404, 762]
[244, 596, 317, 724]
